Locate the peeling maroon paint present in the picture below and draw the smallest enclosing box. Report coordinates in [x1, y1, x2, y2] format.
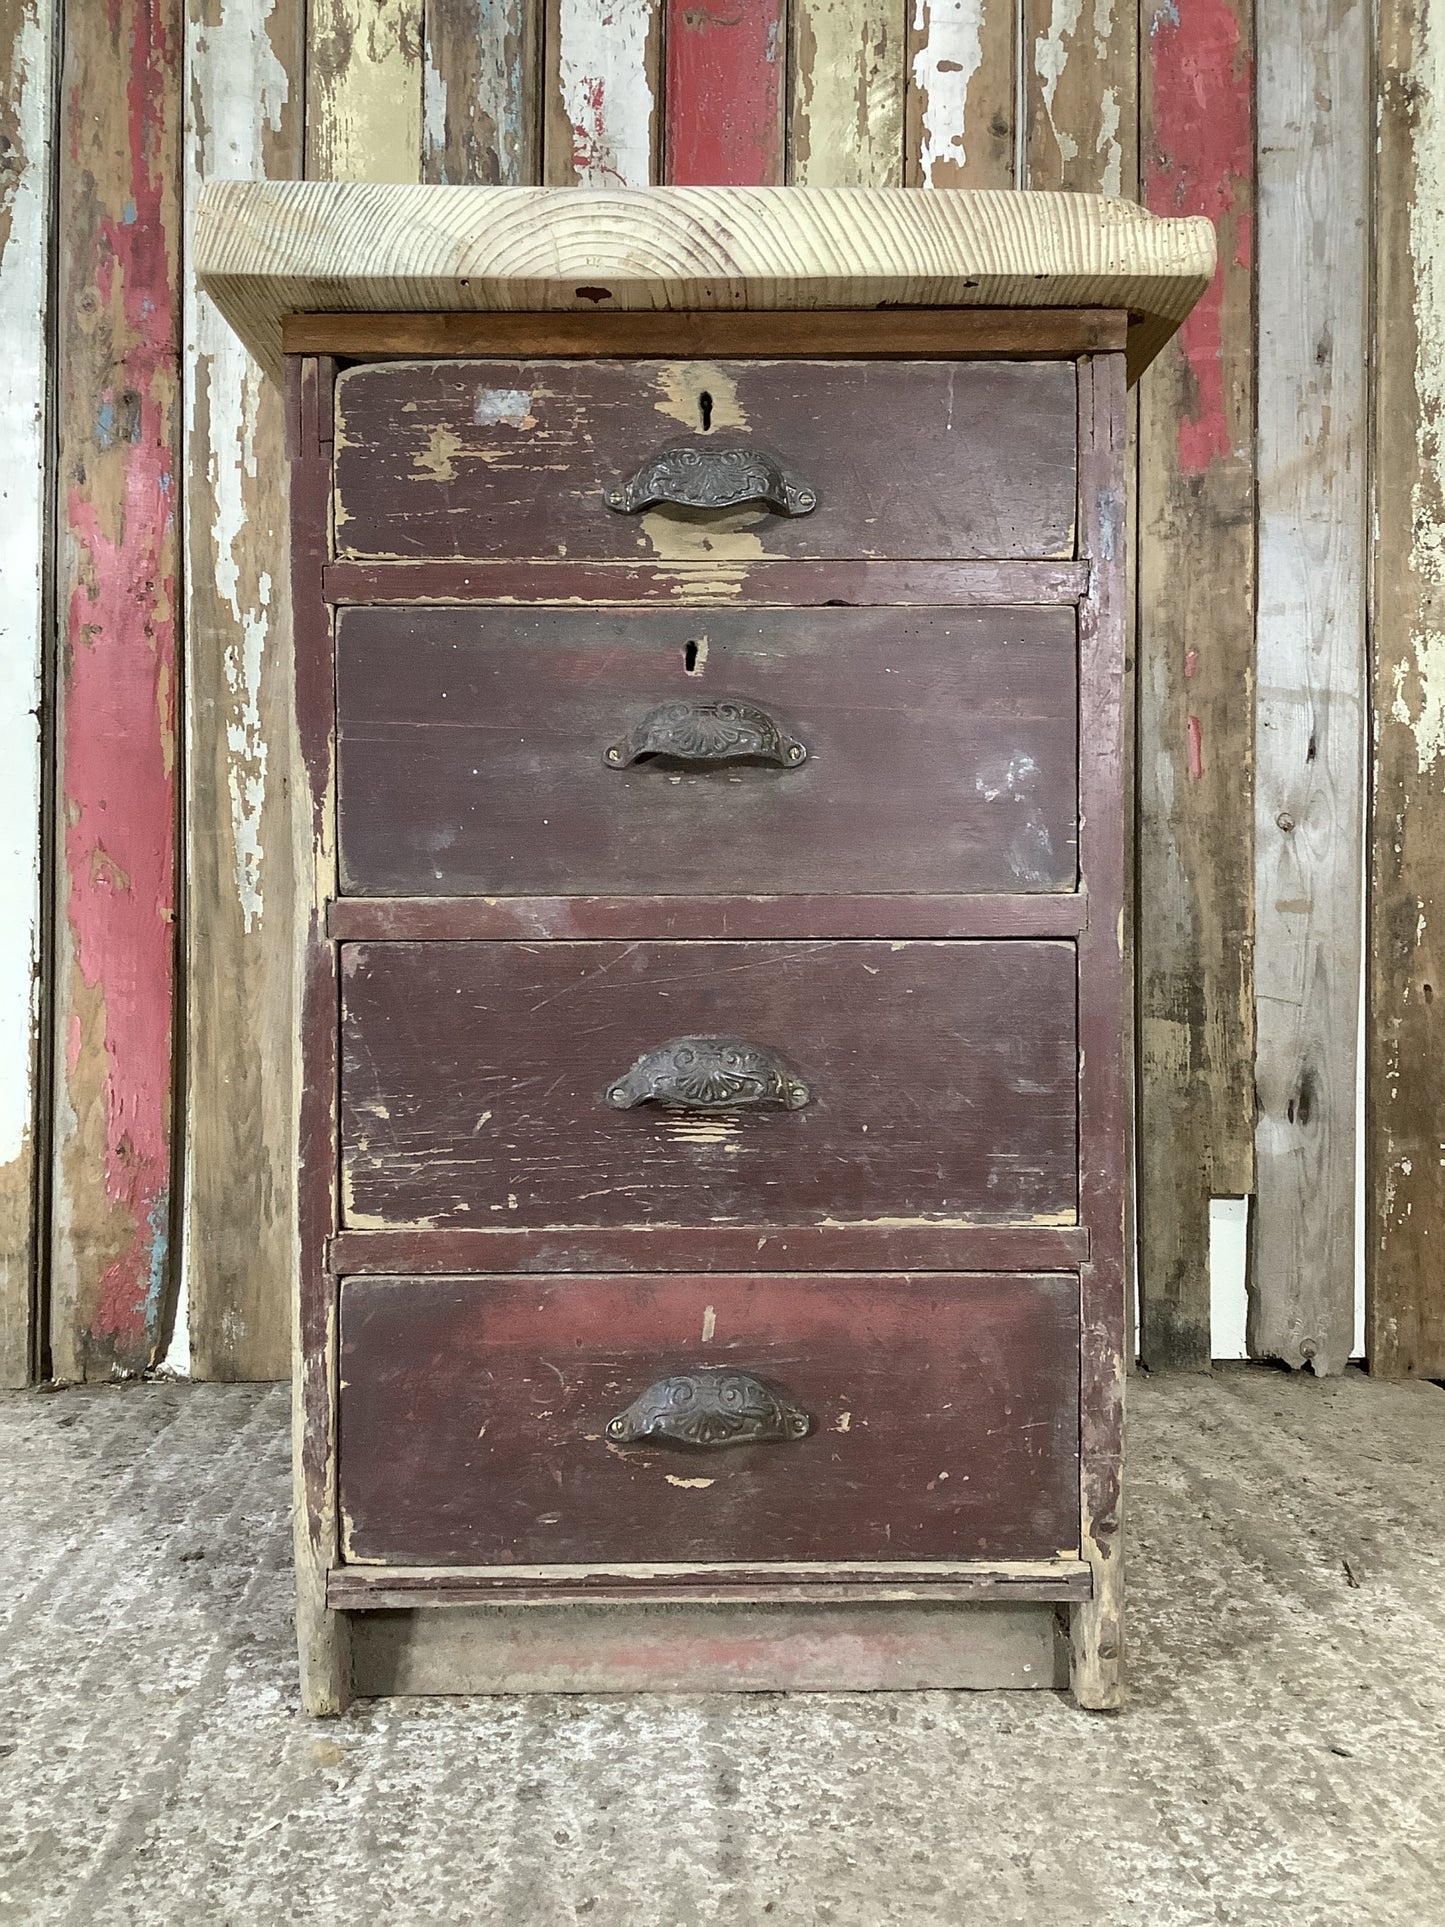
[665, 0, 784, 184]
[1145, 0, 1253, 475]
[58, 0, 180, 1366]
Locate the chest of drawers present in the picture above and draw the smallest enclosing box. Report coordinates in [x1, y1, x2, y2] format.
[198, 181, 1213, 1714]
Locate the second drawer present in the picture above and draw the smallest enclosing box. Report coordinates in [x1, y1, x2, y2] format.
[335, 603, 1080, 899]
[340, 938, 1078, 1231]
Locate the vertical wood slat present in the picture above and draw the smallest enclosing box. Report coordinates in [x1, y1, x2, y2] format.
[423, 0, 539, 185]
[1252, 0, 1368, 1374]
[306, 0, 424, 182]
[664, 0, 785, 185]
[1019, 0, 1137, 1351]
[789, 0, 908, 185]
[543, 0, 663, 186]
[1136, 0, 1257, 1370]
[1369, 0, 1445, 1378]
[906, 0, 1016, 189]
[0, 0, 54, 1387]
[181, 0, 305, 1380]
[1022, 0, 1133, 198]
[51, 0, 183, 1381]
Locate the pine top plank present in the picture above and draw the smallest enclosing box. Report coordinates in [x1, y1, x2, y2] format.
[194, 180, 1214, 382]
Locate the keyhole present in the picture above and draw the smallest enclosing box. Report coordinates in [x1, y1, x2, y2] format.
[684, 641, 700, 674]
[698, 391, 713, 431]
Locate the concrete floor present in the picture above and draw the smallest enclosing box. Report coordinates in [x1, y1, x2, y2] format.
[1, 1370, 1442, 1926]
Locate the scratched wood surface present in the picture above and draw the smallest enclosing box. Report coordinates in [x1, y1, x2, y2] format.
[1136, 0, 1257, 1370]
[1252, 0, 1368, 1374]
[334, 603, 1080, 898]
[339, 939, 1080, 1230]
[331, 355, 1079, 562]
[906, 0, 1015, 189]
[0, 0, 53, 1387]
[543, 0, 662, 186]
[338, 1272, 1082, 1566]
[1368, 0, 1445, 1378]
[180, 0, 305, 1381]
[51, 0, 182, 1382]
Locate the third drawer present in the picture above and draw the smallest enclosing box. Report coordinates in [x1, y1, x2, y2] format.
[340, 938, 1078, 1232]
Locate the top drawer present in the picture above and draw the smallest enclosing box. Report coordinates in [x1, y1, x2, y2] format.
[332, 358, 1078, 564]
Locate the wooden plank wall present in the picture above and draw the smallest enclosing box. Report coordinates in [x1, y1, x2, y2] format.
[0, 0, 54, 1387]
[9, 0, 1438, 1380]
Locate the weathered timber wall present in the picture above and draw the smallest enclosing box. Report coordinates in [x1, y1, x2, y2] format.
[5, 0, 1425, 1380]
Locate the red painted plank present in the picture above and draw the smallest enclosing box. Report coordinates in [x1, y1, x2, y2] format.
[1143, 0, 1253, 473]
[53, 0, 181, 1376]
[664, 0, 785, 184]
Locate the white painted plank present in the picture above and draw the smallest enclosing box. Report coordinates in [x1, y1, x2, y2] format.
[545, 0, 661, 186]
[179, 0, 304, 1379]
[0, 0, 54, 1387]
[1252, 0, 1369, 1374]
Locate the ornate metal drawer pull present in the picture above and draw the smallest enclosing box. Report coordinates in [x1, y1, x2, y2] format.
[604, 439, 817, 516]
[605, 1035, 810, 1112]
[604, 699, 806, 769]
[607, 1369, 812, 1450]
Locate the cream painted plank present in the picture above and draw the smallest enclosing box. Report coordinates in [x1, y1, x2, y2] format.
[0, 0, 53, 1387]
[307, 0, 423, 182]
[194, 180, 1215, 382]
[543, 0, 662, 186]
[181, 0, 305, 1380]
[1252, 0, 1368, 1375]
[905, 0, 1016, 190]
[790, 0, 908, 186]
[1369, 0, 1445, 1377]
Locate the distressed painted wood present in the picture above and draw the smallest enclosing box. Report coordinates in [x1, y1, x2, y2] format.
[51, 0, 182, 1381]
[334, 604, 1080, 898]
[337, 1272, 1082, 1566]
[1251, 0, 1368, 1375]
[543, 0, 662, 186]
[1369, 0, 1445, 1378]
[789, 0, 907, 186]
[195, 180, 1215, 382]
[339, 939, 1079, 1231]
[0, 0, 53, 1388]
[290, 356, 349, 1712]
[181, 0, 304, 1380]
[422, 0, 538, 185]
[665, 0, 785, 185]
[1136, 0, 1256, 1370]
[350, 1600, 1069, 1694]
[1024, 0, 1136, 199]
[905, 0, 1015, 190]
[330, 356, 1079, 562]
[306, 0, 423, 183]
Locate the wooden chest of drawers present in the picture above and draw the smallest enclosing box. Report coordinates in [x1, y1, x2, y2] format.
[198, 180, 1214, 1713]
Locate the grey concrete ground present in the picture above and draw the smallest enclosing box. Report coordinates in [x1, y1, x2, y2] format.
[1, 1369, 1442, 1927]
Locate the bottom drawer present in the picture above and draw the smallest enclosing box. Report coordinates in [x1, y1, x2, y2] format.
[337, 1273, 1081, 1568]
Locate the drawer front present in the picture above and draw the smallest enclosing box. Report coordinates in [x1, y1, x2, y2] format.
[340, 939, 1077, 1230]
[332, 358, 1078, 563]
[336, 604, 1079, 898]
[337, 1272, 1082, 1566]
